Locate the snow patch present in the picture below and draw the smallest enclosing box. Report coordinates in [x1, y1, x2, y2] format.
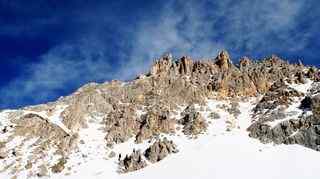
[23, 105, 71, 135]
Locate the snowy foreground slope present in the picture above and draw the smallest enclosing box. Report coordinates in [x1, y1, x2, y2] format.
[60, 101, 320, 179]
[1, 52, 320, 179]
[1, 97, 320, 179]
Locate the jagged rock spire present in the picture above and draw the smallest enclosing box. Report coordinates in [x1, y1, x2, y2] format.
[215, 50, 231, 70]
[179, 56, 193, 75]
[150, 53, 173, 76]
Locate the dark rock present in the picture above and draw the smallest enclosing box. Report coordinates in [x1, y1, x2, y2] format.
[209, 112, 220, 119]
[179, 105, 208, 136]
[144, 138, 178, 163]
[214, 50, 231, 70]
[300, 96, 312, 110]
[253, 80, 302, 114]
[227, 102, 241, 118]
[51, 158, 67, 173]
[119, 150, 147, 173]
[108, 151, 116, 158]
[312, 95, 320, 119]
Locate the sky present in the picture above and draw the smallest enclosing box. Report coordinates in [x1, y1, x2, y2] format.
[0, 0, 319, 109]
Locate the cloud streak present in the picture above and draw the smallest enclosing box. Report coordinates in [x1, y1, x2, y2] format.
[0, 0, 318, 109]
[117, 0, 309, 78]
[0, 40, 113, 108]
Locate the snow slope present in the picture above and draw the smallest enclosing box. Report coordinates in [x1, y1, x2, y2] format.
[1, 100, 320, 179]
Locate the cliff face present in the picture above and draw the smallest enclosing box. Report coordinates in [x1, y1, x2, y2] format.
[148, 51, 317, 99]
[0, 51, 319, 178]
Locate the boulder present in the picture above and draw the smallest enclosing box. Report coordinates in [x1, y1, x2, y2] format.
[144, 138, 178, 163]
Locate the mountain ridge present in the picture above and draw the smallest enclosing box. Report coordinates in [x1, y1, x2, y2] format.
[0, 50, 320, 178]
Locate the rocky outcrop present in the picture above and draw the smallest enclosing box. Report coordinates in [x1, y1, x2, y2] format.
[249, 114, 320, 151]
[253, 80, 302, 114]
[215, 50, 231, 70]
[104, 104, 140, 146]
[150, 54, 173, 76]
[135, 109, 176, 143]
[119, 150, 147, 173]
[306, 67, 320, 82]
[51, 158, 67, 173]
[179, 105, 208, 136]
[312, 95, 320, 118]
[248, 86, 320, 151]
[104, 103, 176, 145]
[144, 138, 178, 163]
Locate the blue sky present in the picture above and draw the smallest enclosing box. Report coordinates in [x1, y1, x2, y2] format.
[0, 0, 319, 109]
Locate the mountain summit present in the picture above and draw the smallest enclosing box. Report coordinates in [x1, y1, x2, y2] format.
[1, 51, 320, 179]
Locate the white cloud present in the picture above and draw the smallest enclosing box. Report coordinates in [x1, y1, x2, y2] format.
[0, 41, 113, 107]
[0, 0, 314, 108]
[116, 0, 306, 78]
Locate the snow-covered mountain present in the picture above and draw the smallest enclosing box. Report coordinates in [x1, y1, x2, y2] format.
[1, 51, 320, 179]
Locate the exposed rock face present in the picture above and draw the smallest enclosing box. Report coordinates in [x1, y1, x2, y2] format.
[144, 138, 178, 163]
[104, 103, 176, 146]
[119, 150, 147, 173]
[252, 80, 302, 114]
[11, 113, 78, 155]
[150, 54, 173, 76]
[104, 104, 140, 146]
[248, 80, 303, 143]
[248, 83, 320, 151]
[135, 109, 176, 143]
[312, 95, 320, 118]
[215, 50, 231, 70]
[180, 105, 208, 136]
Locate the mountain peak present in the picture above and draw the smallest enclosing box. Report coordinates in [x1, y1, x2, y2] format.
[0, 52, 320, 178]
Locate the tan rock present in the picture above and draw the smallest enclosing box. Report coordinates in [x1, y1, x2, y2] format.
[51, 158, 67, 173]
[150, 54, 173, 76]
[215, 50, 231, 70]
[239, 56, 251, 69]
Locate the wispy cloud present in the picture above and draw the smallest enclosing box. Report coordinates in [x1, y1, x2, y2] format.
[116, 0, 308, 78]
[0, 40, 113, 108]
[0, 0, 318, 108]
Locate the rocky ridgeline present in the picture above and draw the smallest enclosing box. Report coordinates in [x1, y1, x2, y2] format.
[0, 50, 320, 177]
